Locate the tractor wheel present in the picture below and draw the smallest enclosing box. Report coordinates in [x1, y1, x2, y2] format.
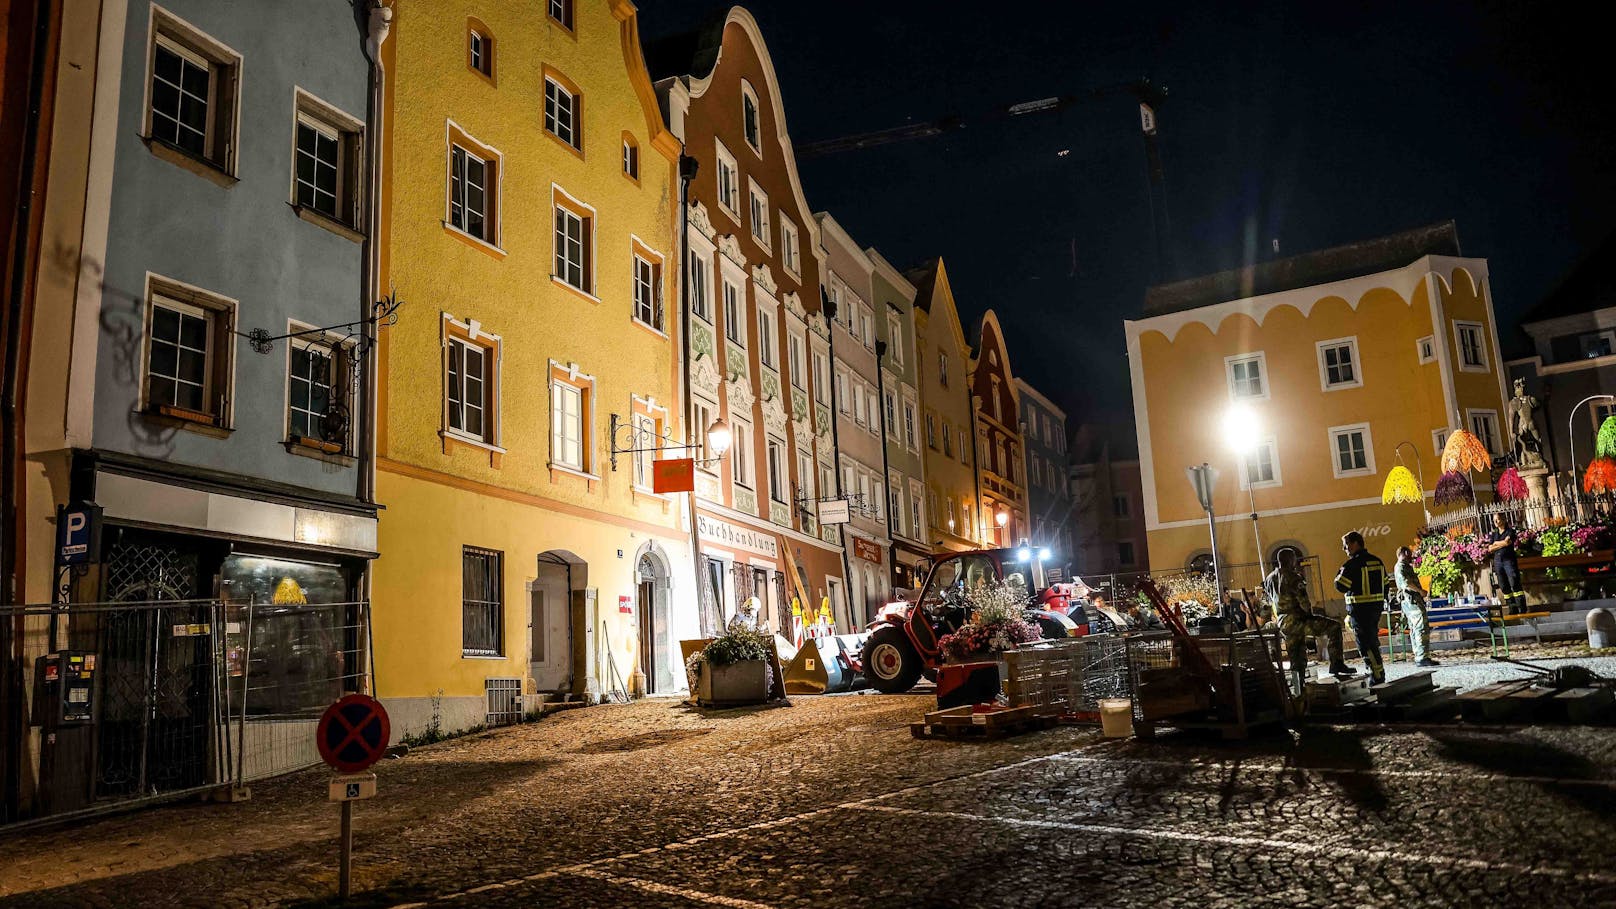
[862, 627, 922, 694]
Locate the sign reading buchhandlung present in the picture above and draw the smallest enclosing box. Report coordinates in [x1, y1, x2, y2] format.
[653, 458, 695, 494]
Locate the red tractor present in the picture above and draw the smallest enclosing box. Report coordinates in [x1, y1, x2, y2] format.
[859, 547, 1085, 694]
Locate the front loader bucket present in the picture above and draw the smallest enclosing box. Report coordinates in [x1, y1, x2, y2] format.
[785, 633, 868, 694]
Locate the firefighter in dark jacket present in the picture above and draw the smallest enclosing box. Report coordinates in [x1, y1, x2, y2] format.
[1485, 513, 1526, 615]
[1335, 531, 1387, 685]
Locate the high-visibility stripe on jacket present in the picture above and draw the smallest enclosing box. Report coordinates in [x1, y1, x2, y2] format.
[1335, 551, 1387, 606]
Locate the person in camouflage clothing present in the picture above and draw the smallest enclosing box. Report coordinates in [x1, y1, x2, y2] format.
[1265, 547, 1352, 689]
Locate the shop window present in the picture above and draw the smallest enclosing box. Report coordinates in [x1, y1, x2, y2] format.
[462, 546, 503, 656]
[221, 556, 350, 718]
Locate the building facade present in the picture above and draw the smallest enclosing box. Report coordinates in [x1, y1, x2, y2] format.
[817, 213, 888, 623]
[907, 258, 980, 552]
[970, 312, 1027, 548]
[869, 250, 927, 592]
[372, 0, 693, 736]
[1068, 423, 1149, 578]
[653, 8, 848, 634]
[20, 0, 378, 808]
[1126, 224, 1510, 591]
[1016, 378, 1070, 566]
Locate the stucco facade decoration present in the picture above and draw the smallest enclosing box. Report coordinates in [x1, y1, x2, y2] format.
[371, 0, 693, 737]
[1126, 223, 1510, 596]
[817, 213, 889, 625]
[1016, 378, 1070, 570]
[906, 258, 979, 553]
[970, 311, 1026, 549]
[651, 7, 847, 633]
[868, 249, 926, 593]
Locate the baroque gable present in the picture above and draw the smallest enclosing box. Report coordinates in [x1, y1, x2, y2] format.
[688, 200, 716, 239]
[784, 290, 806, 323]
[718, 233, 746, 267]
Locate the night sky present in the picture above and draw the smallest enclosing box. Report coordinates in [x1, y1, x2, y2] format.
[640, 2, 1616, 429]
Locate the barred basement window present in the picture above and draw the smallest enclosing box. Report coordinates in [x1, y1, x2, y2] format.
[462, 547, 503, 656]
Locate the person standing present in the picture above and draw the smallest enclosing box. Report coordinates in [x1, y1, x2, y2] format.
[1335, 532, 1388, 685]
[1266, 547, 1352, 691]
[1395, 546, 1440, 668]
[1485, 513, 1526, 615]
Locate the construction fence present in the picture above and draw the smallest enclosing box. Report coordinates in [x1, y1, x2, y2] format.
[1, 598, 370, 827]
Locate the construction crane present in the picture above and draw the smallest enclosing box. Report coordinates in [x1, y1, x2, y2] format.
[795, 78, 1174, 279]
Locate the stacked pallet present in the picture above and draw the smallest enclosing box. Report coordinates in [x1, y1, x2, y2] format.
[1457, 680, 1614, 723]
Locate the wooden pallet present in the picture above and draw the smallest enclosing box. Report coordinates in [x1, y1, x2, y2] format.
[910, 703, 1055, 740]
[1134, 707, 1287, 741]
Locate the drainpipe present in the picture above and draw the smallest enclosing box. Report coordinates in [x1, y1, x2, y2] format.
[873, 339, 894, 585]
[357, 0, 391, 695]
[823, 290, 856, 628]
[675, 153, 712, 635]
[967, 383, 984, 548]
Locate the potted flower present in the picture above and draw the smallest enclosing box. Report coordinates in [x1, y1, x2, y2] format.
[937, 580, 1041, 663]
[686, 616, 774, 707]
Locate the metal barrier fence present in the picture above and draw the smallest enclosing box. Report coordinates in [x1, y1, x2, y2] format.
[1, 598, 369, 826]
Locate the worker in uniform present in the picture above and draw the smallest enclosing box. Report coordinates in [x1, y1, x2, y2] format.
[1335, 531, 1387, 685]
[1485, 513, 1526, 615]
[1394, 545, 1439, 668]
[1265, 547, 1351, 691]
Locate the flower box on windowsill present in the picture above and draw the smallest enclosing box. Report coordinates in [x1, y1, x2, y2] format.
[290, 435, 344, 455]
[143, 404, 230, 438]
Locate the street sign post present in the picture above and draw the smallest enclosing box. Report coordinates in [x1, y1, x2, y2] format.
[317, 695, 390, 900]
[1184, 463, 1224, 606]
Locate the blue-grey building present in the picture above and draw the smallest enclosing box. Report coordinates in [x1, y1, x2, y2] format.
[1015, 378, 1071, 570]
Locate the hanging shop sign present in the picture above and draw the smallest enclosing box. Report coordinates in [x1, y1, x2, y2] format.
[817, 499, 850, 525]
[653, 457, 696, 494]
[853, 538, 883, 564]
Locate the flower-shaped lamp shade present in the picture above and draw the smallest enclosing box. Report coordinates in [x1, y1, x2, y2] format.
[1584, 457, 1616, 494]
[1598, 416, 1616, 461]
[1433, 470, 1474, 507]
[1495, 466, 1528, 502]
[1382, 465, 1423, 505]
[1440, 429, 1492, 474]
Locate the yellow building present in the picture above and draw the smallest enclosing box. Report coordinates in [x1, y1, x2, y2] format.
[373, 0, 689, 736]
[1126, 224, 1510, 596]
[908, 258, 983, 551]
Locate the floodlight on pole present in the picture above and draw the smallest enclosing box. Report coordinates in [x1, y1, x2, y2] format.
[1222, 405, 1266, 578]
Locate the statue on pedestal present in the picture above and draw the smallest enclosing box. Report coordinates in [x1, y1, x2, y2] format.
[1507, 377, 1547, 471]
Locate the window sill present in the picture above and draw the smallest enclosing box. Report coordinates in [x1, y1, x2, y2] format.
[461, 652, 506, 660]
[549, 462, 601, 492]
[441, 222, 507, 259]
[141, 135, 237, 188]
[141, 405, 232, 438]
[291, 203, 364, 243]
[631, 317, 669, 340]
[1458, 364, 1490, 374]
[285, 436, 356, 466]
[551, 276, 601, 305]
[441, 430, 505, 468]
[543, 129, 585, 161]
[632, 485, 675, 514]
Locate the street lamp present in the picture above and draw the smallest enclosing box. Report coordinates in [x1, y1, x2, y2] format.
[705, 418, 732, 458]
[1222, 404, 1265, 577]
[995, 510, 1009, 527]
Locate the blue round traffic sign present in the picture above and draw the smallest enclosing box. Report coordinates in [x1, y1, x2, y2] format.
[317, 694, 391, 773]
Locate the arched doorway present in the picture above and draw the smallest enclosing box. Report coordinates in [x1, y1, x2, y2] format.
[533, 551, 588, 694]
[634, 544, 673, 693]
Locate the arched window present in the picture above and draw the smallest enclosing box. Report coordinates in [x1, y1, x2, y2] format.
[466, 19, 495, 84]
[740, 80, 762, 155]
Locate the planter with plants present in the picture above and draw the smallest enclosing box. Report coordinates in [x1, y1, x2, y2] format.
[936, 579, 1042, 664]
[686, 617, 775, 707]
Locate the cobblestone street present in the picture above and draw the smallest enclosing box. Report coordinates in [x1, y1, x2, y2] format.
[3, 690, 1616, 908]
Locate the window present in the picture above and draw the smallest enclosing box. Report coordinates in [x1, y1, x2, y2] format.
[872, 479, 886, 524]
[1433, 427, 1451, 459]
[447, 337, 490, 442]
[632, 247, 662, 332]
[1240, 438, 1281, 488]
[989, 376, 1002, 420]
[146, 16, 240, 174]
[780, 218, 800, 275]
[788, 332, 806, 390]
[723, 280, 743, 345]
[547, 0, 574, 31]
[887, 312, 903, 364]
[741, 80, 762, 154]
[757, 308, 777, 368]
[715, 140, 739, 216]
[732, 420, 752, 487]
[910, 488, 922, 536]
[1455, 321, 1488, 372]
[1317, 337, 1361, 390]
[466, 22, 494, 80]
[1226, 353, 1267, 400]
[1328, 423, 1375, 477]
[748, 181, 770, 249]
[287, 336, 352, 451]
[942, 423, 953, 458]
[995, 439, 1007, 478]
[888, 482, 903, 533]
[462, 547, 502, 656]
[837, 369, 852, 415]
[292, 92, 362, 227]
[852, 378, 866, 426]
[621, 134, 639, 182]
[1417, 335, 1436, 364]
[448, 141, 497, 243]
[1581, 330, 1616, 359]
[689, 250, 711, 321]
[767, 438, 786, 503]
[543, 71, 582, 151]
[798, 450, 815, 502]
[925, 413, 938, 449]
[550, 380, 585, 471]
[1469, 410, 1502, 456]
[693, 397, 716, 469]
[145, 287, 232, 424]
[1117, 541, 1136, 567]
[883, 388, 897, 431]
[553, 187, 594, 294]
[813, 350, 829, 404]
[938, 351, 949, 387]
[1113, 494, 1130, 518]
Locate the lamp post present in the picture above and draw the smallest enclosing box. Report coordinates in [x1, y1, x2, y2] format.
[995, 508, 1009, 547]
[1223, 405, 1265, 578]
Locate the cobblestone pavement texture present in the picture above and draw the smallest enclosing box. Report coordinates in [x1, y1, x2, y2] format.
[3, 689, 1615, 908]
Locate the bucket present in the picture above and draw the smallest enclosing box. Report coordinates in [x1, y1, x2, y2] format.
[1099, 697, 1134, 738]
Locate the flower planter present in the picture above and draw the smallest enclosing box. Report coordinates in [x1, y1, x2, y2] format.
[697, 659, 769, 707]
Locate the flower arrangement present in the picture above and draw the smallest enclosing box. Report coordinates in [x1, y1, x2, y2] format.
[936, 579, 1041, 663]
[1598, 416, 1616, 459]
[685, 615, 776, 693]
[1496, 467, 1528, 502]
[1584, 458, 1616, 494]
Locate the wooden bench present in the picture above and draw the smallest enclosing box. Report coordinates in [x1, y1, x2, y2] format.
[1516, 549, 1615, 603]
[1382, 598, 1552, 659]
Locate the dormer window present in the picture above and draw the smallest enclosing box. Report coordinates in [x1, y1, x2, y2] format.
[741, 80, 762, 155]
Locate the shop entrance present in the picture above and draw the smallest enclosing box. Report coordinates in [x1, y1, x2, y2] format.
[532, 551, 587, 694]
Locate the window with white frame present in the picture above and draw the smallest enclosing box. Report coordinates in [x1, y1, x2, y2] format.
[1469, 410, 1502, 456]
[693, 397, 717, 469]
[689, 249, 711, 321]
[910, 481, 923, 536]
[1433, 427, 1451, 458]
[147, 19, 240, 173]
[621, 135, 639, 181]
[543, 73, 581, 150]
[757, 307, 777, 368]
[780, 218, 800, 275]
[788, 331, 806, 390]
[1328, 423, 1375, 477]
[553, 189, 592, 293]
[146, 286, 232, 424]
[714, 140, 739, 216]
[866, 389, 880, 433]
[942, 422, 953, 458]
[852, 378, 867, 426]
[740, 80, 762, 155]
[467, 27, 492, 78]
[1227, 353, 1268, 400]
[731, 419, 752, 487]
[797, 450, 815, 502]
[767, 437, 786, 503]
[632, 249, 662, 331]
[872, 478, 885, 524]
[887, 311, 903, 365]
[1240, 438, 1280, 488]
[995, 439, 1007, 477]
[722, 279, 743, 345]
[925, 413, 938, 449]
[449, 143, 494, 242]
[287, 336, 352, 450]
[446, 336, 491, 442]
[549, 378, 585, 471]
[292, 93, 361, 226]
[888, 481, 903, 533]
[813, 350, 829, 404]
[837, 369, 851, 415]
[547, 0, 574, 30]
[748, 181, 770, 249]
[1455, 321, 1488, 371]
[883, 388, 897, 431]
[631, 410, 659, 490]
[1317, 337, 1361, 390]
[1417, 335, 1435, 364]
[462, 546, 502, 656]
[989, 376, 1002, 420]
